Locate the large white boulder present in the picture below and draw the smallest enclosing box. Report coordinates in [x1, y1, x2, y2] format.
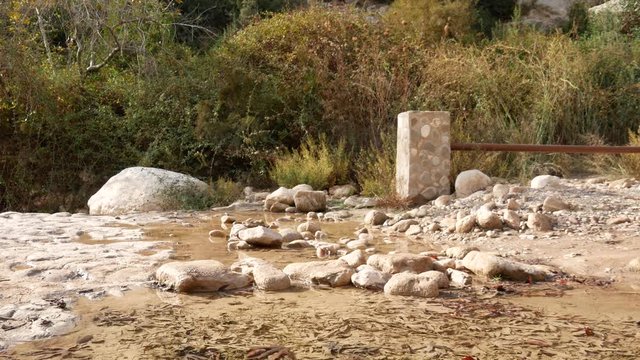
[455, 169, 492, 198]
[518, 0, 578, 29]
[155, 260, 251, 293]
[590, 0, 623, 14]
[88, 167, 209, 215]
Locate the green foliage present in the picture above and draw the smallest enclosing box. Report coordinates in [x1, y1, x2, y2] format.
[206, 6, 422, 177]
[622, 0, 640, 34]
[3, 1, 640, 211]
[209, 178, 244, 206]
[475, 0, 517, 36]
[356, 134, 396, 198]
[174, 0, 305, 47]
[415, 25, 640, 178]
[385, 0, 478, 44]
[564, 1, 590, 36]
[270, 137, 348, 190]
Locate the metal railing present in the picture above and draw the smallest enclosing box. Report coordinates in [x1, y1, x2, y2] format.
[451, 143, 640, 154]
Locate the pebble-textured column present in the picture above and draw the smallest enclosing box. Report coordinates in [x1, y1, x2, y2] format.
[396, 111, 451, 204]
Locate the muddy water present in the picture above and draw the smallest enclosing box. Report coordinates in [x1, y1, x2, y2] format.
[139, 210, 434, 267]
[507, 286, 640, 322]
[5, 210, 640, 359]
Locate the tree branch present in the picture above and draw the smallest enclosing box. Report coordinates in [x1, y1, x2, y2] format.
[35, 8, 53, 68]
[85, 26, 120, 75]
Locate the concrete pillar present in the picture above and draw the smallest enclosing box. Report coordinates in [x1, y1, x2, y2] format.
[396, 111, 451, 204]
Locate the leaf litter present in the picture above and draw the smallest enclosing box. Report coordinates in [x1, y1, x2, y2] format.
[6, 283, 640, 360]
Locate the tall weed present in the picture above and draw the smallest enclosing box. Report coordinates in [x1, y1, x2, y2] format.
[356, 133, 396, 198]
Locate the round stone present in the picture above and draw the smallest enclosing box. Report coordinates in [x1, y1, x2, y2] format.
[421, 187, 438, 199]
[421, 125, 431, 138]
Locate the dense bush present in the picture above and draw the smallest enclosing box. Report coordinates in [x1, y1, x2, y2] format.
[2, 1, 640, 211]
[173, 0, 305, 47]
[622, 0, 640, 34]
[385, 0, 478, 43]
[204, 7, 418, 175]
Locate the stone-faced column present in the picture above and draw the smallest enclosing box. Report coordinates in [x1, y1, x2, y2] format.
[396, 111, 450, 204]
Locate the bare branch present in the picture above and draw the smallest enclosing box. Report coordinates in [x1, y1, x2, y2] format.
[85, 26, 120, 75]
[169, 22, 217, 38]
[35, 8, 53, 68]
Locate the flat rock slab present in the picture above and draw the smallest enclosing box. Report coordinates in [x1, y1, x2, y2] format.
[0, 211, 175, 348]
[462, 251, 548, 282]
[367, 253, 433, 274]
[155, 260, 251, 293]
[283, 260, 354, 287]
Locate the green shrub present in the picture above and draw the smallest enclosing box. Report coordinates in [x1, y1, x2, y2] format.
[3, 0, 640, 212]
[414, 25, 640, 178]
[356, 133, 396, 198]
[622, 0, 640, 34]
[209, 178, 244, 206]
[205, 6, 419, 168]
[564, 1, 589, 36]
[160, 177, 242, 209]
[270, 137, 348, 190]
[384, 0, 478, 44]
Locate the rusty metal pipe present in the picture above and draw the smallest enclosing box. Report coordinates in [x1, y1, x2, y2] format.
[450, 143, 640, 154]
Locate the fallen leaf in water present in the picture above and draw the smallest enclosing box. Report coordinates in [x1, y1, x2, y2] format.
[525, 339, 551, 347]
[76, 335, 93, 344]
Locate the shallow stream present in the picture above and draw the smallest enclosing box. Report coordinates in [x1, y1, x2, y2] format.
[4, 210, 640, 359]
